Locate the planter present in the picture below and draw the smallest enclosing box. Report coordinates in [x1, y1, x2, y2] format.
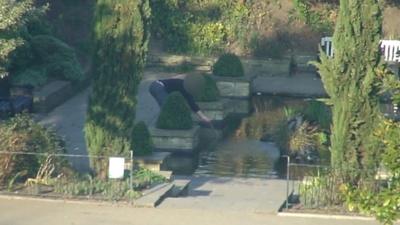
[193, 101, 226, 122]
[33, 80, 73, 113]
[212, 76, 250, 99]
[150, 126, 200, 154]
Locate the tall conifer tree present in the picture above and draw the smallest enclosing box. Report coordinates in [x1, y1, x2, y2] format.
[315, 0, 383, 177]
[85, 0, 150, 177]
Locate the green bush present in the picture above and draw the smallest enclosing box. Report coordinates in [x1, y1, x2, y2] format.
[11, 67, 47, 87]
[31, 35, 84, 82]
[195, 75, 219, 102]
[213, 53, 244, 77]
[156, 92, 193, 130]
[0, 114, 66, 185]
[131, 122, 153, 156]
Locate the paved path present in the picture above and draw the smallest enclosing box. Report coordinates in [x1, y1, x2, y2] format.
[161, 176, 287, 214]
[0, 198, 385, 225]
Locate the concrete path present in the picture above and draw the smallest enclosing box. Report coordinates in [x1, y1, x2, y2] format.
[39, 88, 91, 172]
[0, 198, 385, 225]
[161, 176, 287, 214]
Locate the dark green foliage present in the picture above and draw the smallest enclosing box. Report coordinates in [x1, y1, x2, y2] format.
[292, 0, 335, 33]
[156, 92, 193, 130]
[11, 67, 47, 87]
[85, 0, 151, 178]
[314, 0, 383, 175]
[8, 35, 84, 87]
[0, 114, 65, 185]
[31, 35, 83, 81]
[303, 100, 331, 130]
[213, 53, 244, 77]
[195, 75, 219, 102]
[131, 122, 153, 156]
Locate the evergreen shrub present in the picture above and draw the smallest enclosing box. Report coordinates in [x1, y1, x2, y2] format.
[31, 35, 84, 82]
[195, 75, 219, 102]
[156, 92, 193, 130]
[131, 121, 153, 156]
[213, 53, 244, 77]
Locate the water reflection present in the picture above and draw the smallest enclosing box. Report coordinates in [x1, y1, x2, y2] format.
[195, 139, 281, 179]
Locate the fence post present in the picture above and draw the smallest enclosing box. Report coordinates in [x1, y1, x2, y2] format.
[282, 155, 290, 210]
[130, 150, 133, 191]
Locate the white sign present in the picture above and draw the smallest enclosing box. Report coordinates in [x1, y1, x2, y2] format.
[108, 157, 125, 179]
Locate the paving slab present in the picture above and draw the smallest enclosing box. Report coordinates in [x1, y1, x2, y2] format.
[160, 176, 288, 214]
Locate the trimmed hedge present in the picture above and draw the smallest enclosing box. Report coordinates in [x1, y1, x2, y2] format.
[131, 121, 153, 156]
[195, 75, 219, 102]
[213, 53, 244, 77]
[156, 92, 193, 130]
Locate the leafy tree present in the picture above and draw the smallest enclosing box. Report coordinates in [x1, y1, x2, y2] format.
[314, 0, 384, 177]
[85, 0, 151, 178]
[0, 0, 34, 78]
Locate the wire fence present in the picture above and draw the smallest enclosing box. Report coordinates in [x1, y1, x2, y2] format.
[283, 156, 390, 210]
[0, 150, 157, 202]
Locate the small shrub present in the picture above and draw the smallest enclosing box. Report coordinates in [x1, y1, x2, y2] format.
[213, 53, 244, 77]
[195, 75, 220, 102]
[156, 92, 193, 130]
[0, 114, 66, 185]
[131, 121, 153, 156]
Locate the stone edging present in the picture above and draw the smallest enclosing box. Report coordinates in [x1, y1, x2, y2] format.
[277, 212, 376, 221]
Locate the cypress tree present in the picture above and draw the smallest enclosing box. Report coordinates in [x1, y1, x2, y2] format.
[85, 0, 150, 178]
[315, 0, 383, 177]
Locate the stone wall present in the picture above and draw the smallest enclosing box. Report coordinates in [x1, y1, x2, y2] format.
[146, 53, 293, 77]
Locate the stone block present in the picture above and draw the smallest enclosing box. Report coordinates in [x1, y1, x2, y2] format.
[133, 152, 171, 172]
[32, 80, 82, 113]
[212, 76, 250, 98]
[193, 101, 226, 122]
[222, 98, 250, 115]
[293, 55, 318, 73]
[242, 58, 291, 77]
[150, 126, 200, 153]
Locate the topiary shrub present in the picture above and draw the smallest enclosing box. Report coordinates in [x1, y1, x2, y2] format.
[0, 114, 66, 185]
[195, 75, 220, 102]
[156, 92, 193, 130]
[213, 53, 244, 77]
[131, 121, 153, 156]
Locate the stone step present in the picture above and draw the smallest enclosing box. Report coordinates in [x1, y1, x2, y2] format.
[169, 179, 191, 197]
[134, 183, 174, 208]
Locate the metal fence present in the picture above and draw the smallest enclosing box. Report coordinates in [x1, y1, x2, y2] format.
[283, 156, 390, 210]
[0, 150, 144, 202]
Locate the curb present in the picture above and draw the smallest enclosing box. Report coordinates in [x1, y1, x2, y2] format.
[0, 194, 133, 207]
[277, 212, 375, 221]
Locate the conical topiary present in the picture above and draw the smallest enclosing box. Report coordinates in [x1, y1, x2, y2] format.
[131, 121, 153, 156]
[213, 53, 244, 77]
[156, 92, 193, 130]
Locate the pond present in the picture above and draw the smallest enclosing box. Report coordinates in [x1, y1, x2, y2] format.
[194, 139, 281, 179]
[167, 95, 313, 179]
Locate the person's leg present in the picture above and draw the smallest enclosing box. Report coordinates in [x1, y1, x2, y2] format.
[149, 81, 168, 107]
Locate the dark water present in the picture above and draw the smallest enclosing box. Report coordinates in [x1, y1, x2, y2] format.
[194, 139, 282, 178]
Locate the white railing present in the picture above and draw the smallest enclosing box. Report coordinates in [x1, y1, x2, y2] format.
[321, 37, 400, 62]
